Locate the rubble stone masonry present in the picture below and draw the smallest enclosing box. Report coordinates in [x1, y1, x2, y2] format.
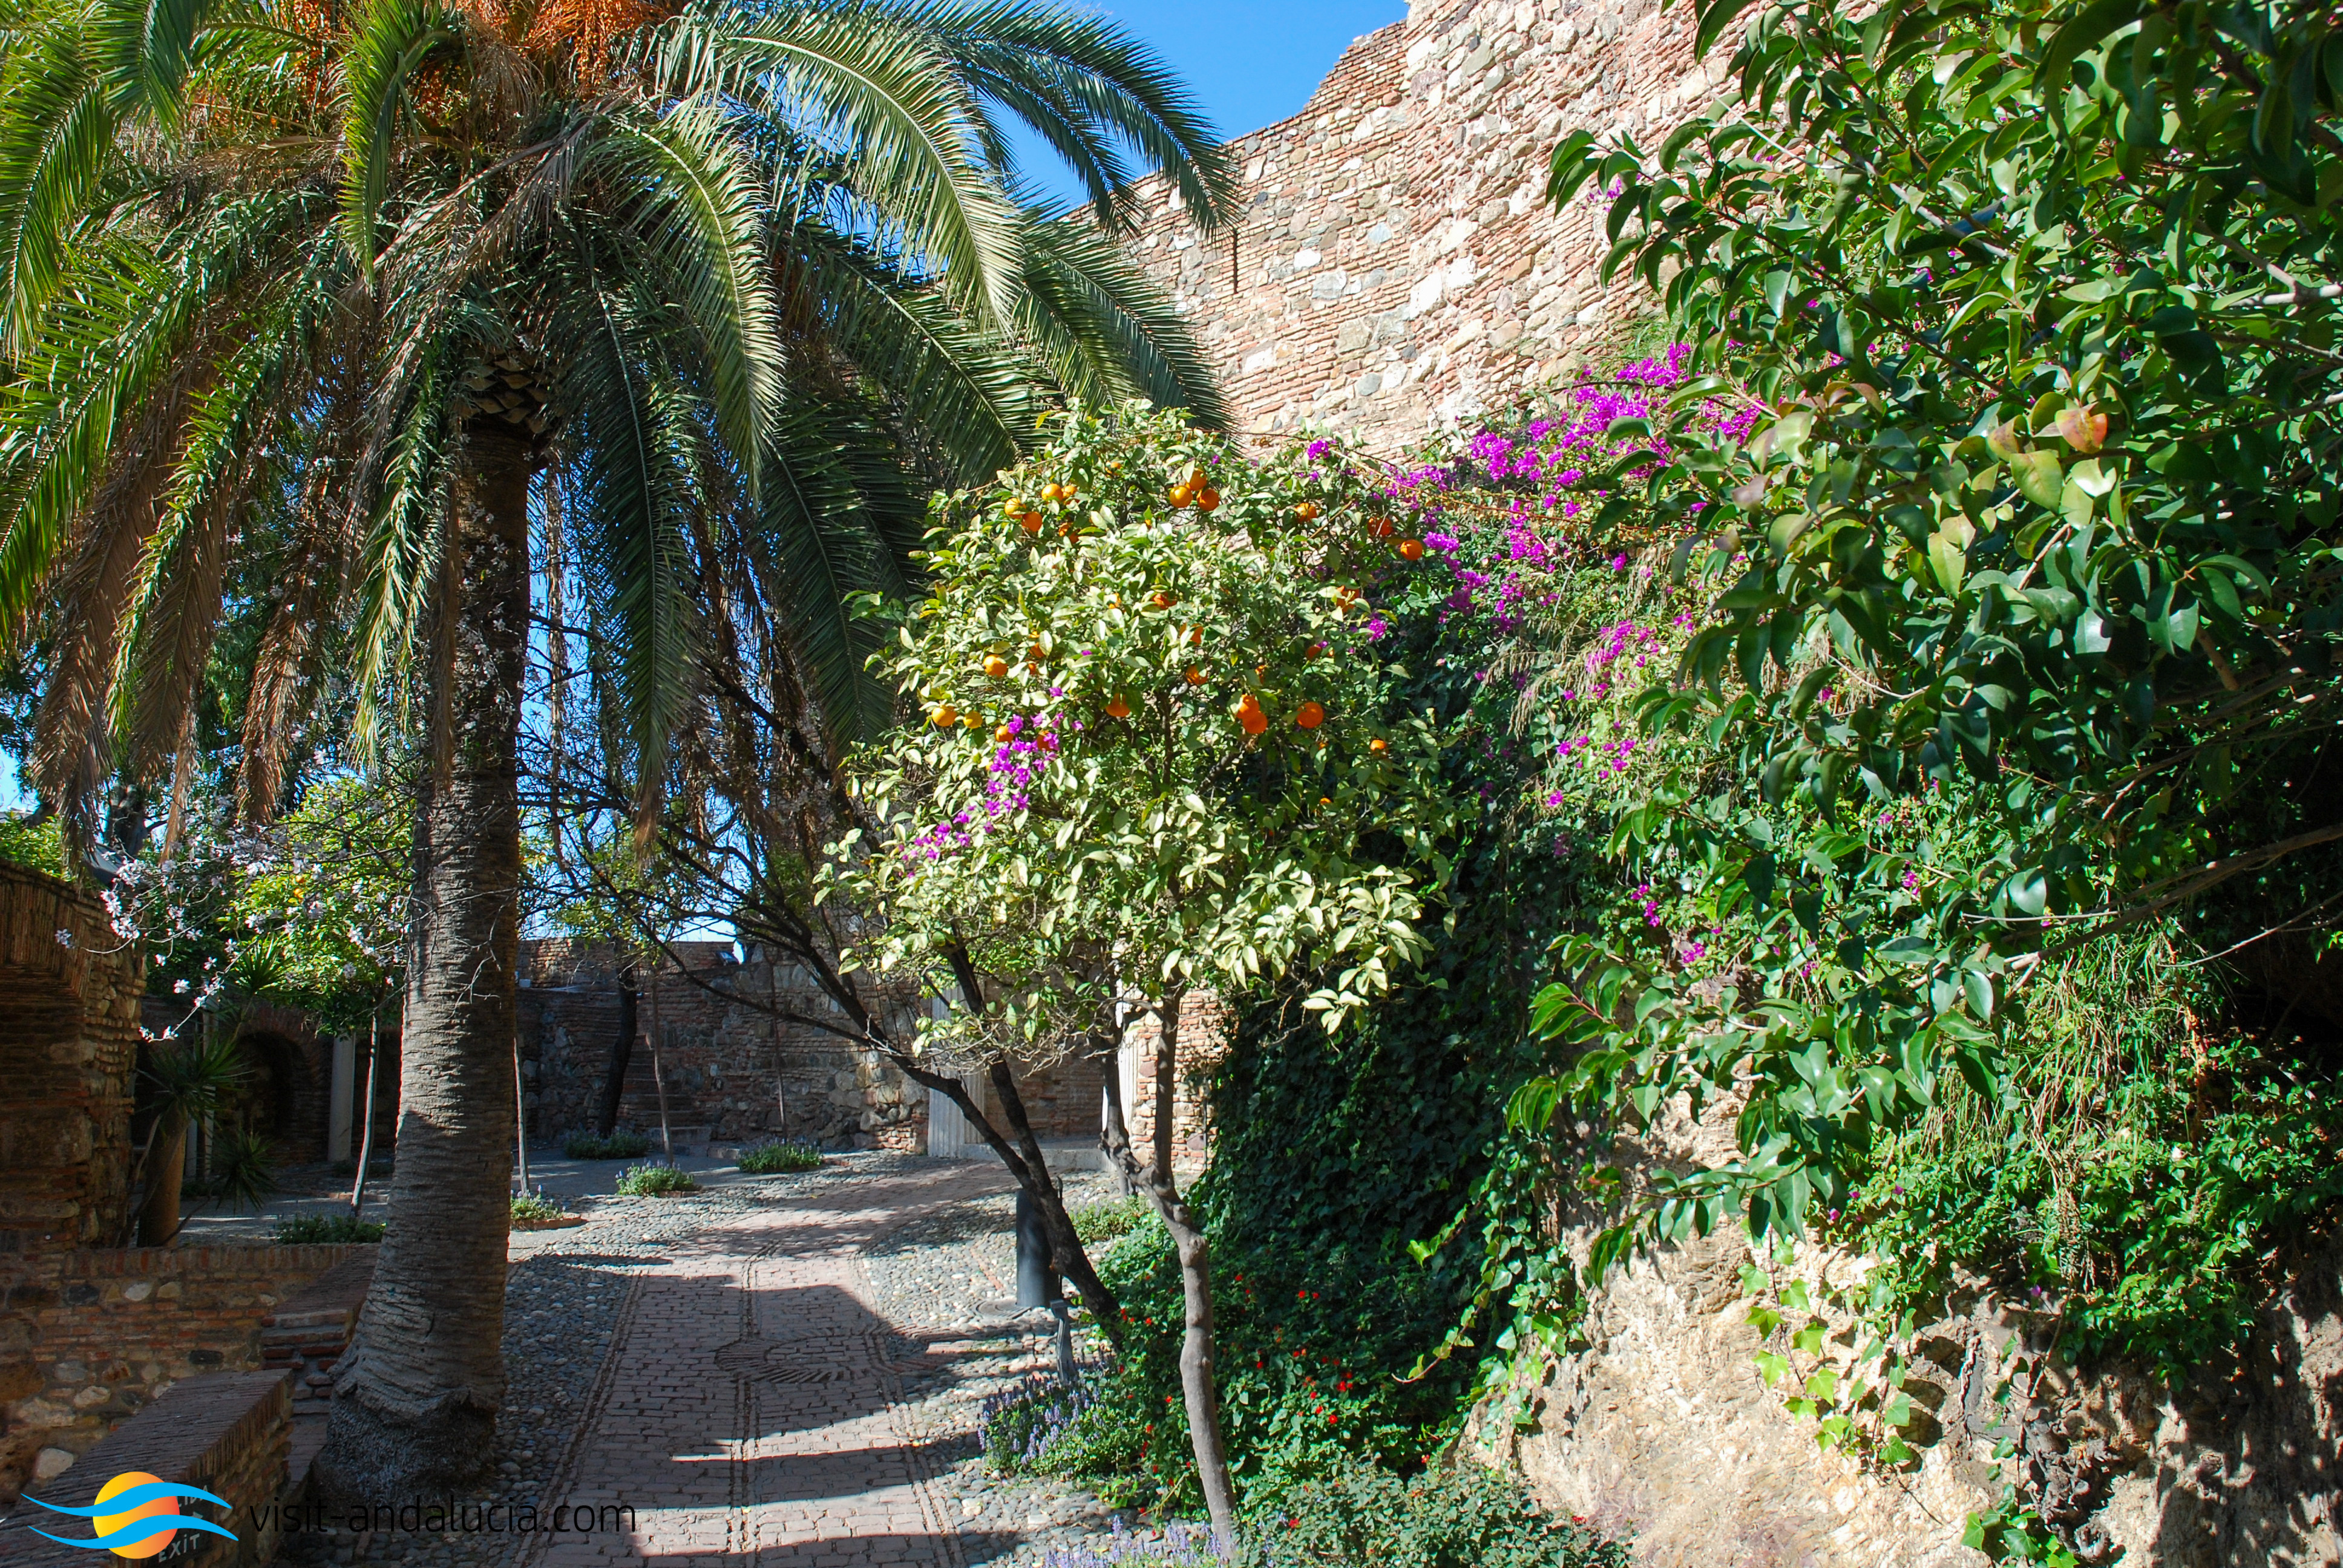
[1124, 0, 1725, 449]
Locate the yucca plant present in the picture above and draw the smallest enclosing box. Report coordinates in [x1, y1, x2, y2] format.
[0, 0, 1233, 1498]
[133, 1031, 249, 1246]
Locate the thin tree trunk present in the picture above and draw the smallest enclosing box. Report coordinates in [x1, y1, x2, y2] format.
[350, 1007, 381, 1218]
[768, 956, 786, 1136]
[513, 1025, 529, 1197]
[987, 1058, 1122, 1331]
[596, 964, 638, 1137]
[1098, 988, 1235, 1544]
[318, 417, 530, 1502]
[136, 1114, 186, 1247]
[647, 964, 673, 1160]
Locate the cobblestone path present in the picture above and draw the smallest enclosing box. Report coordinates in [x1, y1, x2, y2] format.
[526, 1161, 1041, 1567]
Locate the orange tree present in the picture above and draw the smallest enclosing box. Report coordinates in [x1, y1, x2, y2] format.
[837, 402, 1457, 1538]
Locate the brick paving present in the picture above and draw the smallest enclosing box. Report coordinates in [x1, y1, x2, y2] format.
[525, 1162, 1041, 1567]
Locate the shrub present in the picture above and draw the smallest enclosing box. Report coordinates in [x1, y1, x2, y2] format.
[510, 1192, 569, 1226]
[564, 1129, 650, 1160]
[736, 1140, 822, 1174]
[614, 1163, 696, 1196]
[1020, 1224, 1477, 1517]
[275, 1214, 385, 1244]
[0, 811, 62, 873]
[1253, 1456, 1629, 1568]
[1072, 1196, 1152, 1247]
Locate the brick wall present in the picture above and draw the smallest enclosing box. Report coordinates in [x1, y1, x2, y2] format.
[1123, 0, 1722, 449]
[0, 1243, 373, 1501]
[0, 1370, 291, 1568]
[0, 864, 144, 1257]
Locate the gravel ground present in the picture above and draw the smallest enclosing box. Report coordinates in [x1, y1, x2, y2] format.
[866, 1167, 1138, 1565]
[277, 1154, 1167, 1568]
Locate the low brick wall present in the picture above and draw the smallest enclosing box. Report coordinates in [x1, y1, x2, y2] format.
[0, 1370, 290, 1568]
[0, 1244, 373, 1501]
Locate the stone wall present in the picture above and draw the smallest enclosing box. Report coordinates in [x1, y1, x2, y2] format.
[1121, 0, 1725, 449]
[0, 1243, 373, 1501]
[517, 940, 1107, 1152]
[0, 864, 145, 1256]
[518, 940, 931, 1150]
[1501, 1101, 2343, 1567]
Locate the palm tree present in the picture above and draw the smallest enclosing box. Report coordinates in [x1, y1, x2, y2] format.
[0, 0, 1234, 1496]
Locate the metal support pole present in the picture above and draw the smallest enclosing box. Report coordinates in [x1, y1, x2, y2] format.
[1014, 1186, 1053, 1310]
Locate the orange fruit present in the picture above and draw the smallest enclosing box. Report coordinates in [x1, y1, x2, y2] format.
[1184, 667, 1206, 685]
[1399, 538, 1425, 561]
[1107, 696, 1132, 719]
[1296, 501, 1321, 521]
[1020, 511, 1043, 534]
[1369, 737, 1388, 753]
[983, 655, 1009, 678]
[1003, 497, 1027, 517]
[1295, 701, 1325, 729]
[1239, 705, 1267, 736]
[931, 705, 958, 727]
[1151, 590, 1176, 610]
[1196, 487, 1221, 511]
[1169, 484, 1194, 508]
[995, 724, 1014, 743]
[1060, 482, 1079, 501]
[1189, 467, 1208, 487]
[1186, 628, 1202, 646]
[1040, 483, 1061, 503]
[1368, 517, 1395, 539]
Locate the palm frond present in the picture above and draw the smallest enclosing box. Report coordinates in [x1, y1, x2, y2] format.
[646, 0, 1027, 328]
[339, 0, 453, 279]
[562, 273, 707, 833]
[89, 0, 221, 130]
[347, 338, 450, 762]
[0, 193, 309, 644]
[739, 399, 916, 746]
[917, 0, 1238, 234]
[776, 214, 1036, 479]
[0, 26, 114, 352]
[1014, 212, 1225, 428]
[592, 101, 784, 492]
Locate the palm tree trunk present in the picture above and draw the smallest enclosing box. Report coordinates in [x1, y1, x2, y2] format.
[1097, 988, 1235, 1543]
[319, 419, 531, 1502]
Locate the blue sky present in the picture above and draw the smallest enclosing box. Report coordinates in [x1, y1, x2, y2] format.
[1018, 0, 1407, 206]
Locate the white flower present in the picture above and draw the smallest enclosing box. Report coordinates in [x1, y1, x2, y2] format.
[53, 928, 72, 947]
[174, 978, 191, 995]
